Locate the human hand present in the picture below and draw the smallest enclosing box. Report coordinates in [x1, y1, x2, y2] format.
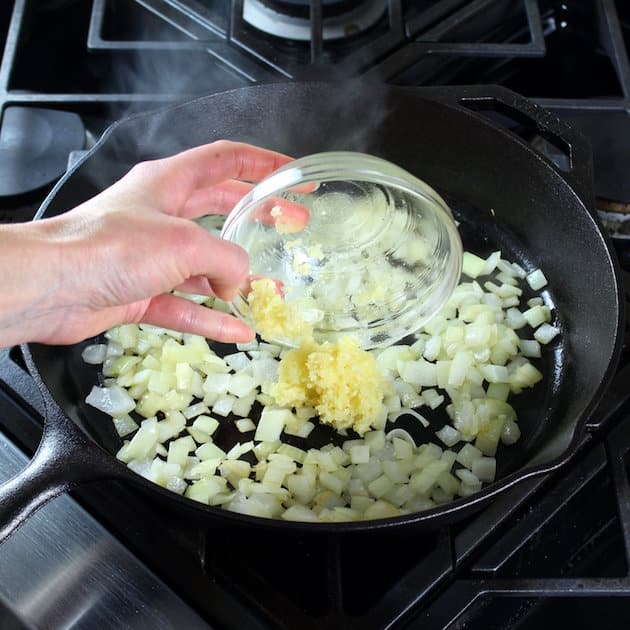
[0, 140, 308, 347]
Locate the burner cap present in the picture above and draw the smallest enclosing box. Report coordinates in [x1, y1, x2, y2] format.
[243, 0, 385, 41]
[0, 107, 85, 197]
[259, 0, 363, 17]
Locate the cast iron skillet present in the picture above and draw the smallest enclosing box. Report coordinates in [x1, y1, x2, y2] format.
[0, 83, 623, 541]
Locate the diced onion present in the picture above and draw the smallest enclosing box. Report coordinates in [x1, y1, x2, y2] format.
[527, 269, 548, 290]
[84, 249, 556, 523]
[462, 252, 487, 278]
[436, 425, 461, 447]
[235, 418, 256, 433]
[113, 415, 139, 437]
[386, 428, 416, 444]
[86, 385, 135, 417]
[81, 344, 107, 365]
[534, 323, 560, 345]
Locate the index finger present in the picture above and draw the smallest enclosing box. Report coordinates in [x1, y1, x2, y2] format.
[178, 140, 293, 187]
[130, 141, 294, 213]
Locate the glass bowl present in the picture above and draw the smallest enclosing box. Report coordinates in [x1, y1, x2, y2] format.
[220, 151, 463, 349]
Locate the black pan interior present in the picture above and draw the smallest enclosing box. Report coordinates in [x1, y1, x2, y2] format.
[30, 83, 620, 503]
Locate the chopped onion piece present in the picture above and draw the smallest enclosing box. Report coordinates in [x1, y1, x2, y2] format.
[496, 271, 517, 286]
[113, 415, 139, 438]
[235, 418, 256, 433]
[479, 364, 509, 384]
[376, 345, 415, 371]
[423, 336, 442, 361]
[527, 297, 544, 308]
[254, 407, 291, 442]
[520, 339, 541, 358]
[462, 252, 487, 278]
[486, 382, 510, 402]
[166, 477, 188, 495]
[422, 389, 445, 410]
[505, 308, 527, 330]
[231, 394, 255, 418]
[196, 442, 226, 461]
[391, 437, 414, 461]
[481, 251, 501, 275]
[471, 456, 496, 482]
[236, 341, 259, 352]
[534, 323, 560, 345]
[496, 258, 517, 277]
[212, 395, 235, 417]
[203, 373, 231, 394]
[399, 359, 437, 387]
[282, 505, 319, 522]
[448, 351, 473, 387]
[81, 344, 107, 365]
[436, 425, 461, 447]
[349, 445, 370, 464]
[224, 352, 250, 371]
[511, 262, 527, 278]
[456, 468, 480, 485]
[183, 402, 209, 420]
[523, 305, 549, 328]
[86, 385, 135, 417]
[386, 428, 416, 445]
[167, 436, 195, 467]
[192, 415, 219, 436]
[527, 268, 548, 290]
[228, 373, 257, 397]
[456, 443, 483, 469]
[127, 459, 152, 479]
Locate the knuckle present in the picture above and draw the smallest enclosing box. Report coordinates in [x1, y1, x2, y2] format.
[178, 307, 198, 332]
[208, 231, 249, 269]
[229, 241, 250, 273]
[213, 313, 228, 341]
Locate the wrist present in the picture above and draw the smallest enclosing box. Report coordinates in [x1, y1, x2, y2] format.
[0, 220, 63, 346]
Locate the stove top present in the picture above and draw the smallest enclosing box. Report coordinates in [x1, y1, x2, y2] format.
[2, 1, 630, 628]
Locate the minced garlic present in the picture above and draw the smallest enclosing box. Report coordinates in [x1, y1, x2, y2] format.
[271, 336, 387, 436]
[247, 278, 312, 343]
[248, 279, 388, 435]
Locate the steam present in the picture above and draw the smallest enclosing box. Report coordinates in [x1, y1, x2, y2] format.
[104, 40, 247, 160]
[75, 4, 395, 193]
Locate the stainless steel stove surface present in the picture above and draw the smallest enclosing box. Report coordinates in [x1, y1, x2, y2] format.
[0, 426, 209, 630]
[2, 1, 630, 628]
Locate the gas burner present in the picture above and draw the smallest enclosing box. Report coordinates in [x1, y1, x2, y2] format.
[0, 107, 85, 198]
[242, 0, 385, 41]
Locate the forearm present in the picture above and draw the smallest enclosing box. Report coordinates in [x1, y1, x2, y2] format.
[0, 221, 63, 346]
[0, 142, 287, 348]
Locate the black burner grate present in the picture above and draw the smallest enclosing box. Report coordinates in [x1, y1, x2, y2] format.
[1, 1, 630, 203]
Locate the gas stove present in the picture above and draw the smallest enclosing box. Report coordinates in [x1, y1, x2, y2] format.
[2, 1, 630, 628]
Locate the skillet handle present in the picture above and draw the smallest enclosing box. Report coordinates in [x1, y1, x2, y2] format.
[424, 85, 594, 211]
[0, 351, 126, 544]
